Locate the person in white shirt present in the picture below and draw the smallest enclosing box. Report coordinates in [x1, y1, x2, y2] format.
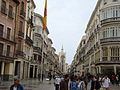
[102, 76, 110, 90]
[54, 76, 61, 90]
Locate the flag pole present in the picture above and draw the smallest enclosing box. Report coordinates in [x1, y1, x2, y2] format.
[41, 0, 47, 82]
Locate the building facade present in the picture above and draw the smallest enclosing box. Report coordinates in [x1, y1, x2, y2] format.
[71, 0, 120, 76]
[0, 0, 19, 81]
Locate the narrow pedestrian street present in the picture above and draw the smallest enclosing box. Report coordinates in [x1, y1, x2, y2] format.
[0, 79, 120, 90]
[0, 79, 55, 90]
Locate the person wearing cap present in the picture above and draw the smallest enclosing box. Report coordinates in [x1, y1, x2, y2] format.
[10, 76, 24, 90]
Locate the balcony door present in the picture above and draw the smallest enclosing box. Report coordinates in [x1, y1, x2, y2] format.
[0, 24, 4, 37]
[0, 43, 3, 56]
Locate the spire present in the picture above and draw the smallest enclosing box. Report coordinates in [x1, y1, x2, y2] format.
[61, 45, 64, 52]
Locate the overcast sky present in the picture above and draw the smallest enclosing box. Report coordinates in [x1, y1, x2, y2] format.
[34, 0, 98, 65]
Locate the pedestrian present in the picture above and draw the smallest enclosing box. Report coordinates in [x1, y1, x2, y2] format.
[38, 73, 41, 81]
[54, 75, 61, 90]
[116, 75, 119, 86]
[77, 78, 86, 90]
[111, 75, 115, 85]
[90, 76, 101, 90]
[70, 77, 78, 90]
[42, 74, 44, 82]
[10, 76, 24, 90]
[102, 76, 110, 90]
[60, 74, 69, 90]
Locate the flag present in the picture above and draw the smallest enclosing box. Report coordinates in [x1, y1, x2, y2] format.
[43, 0, 47, 30]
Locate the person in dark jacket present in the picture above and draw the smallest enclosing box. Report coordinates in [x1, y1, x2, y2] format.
[60, 74, 69, 90]
[90, 76, 101, 90]
[10, 76, 24, 90]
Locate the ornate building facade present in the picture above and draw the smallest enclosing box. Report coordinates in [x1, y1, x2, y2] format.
[0, 0, 19, 81]
[71, 0, 120, 76]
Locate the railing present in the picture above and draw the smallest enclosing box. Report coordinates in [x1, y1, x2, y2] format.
[16, 50, 26, 57]
[26, 35, 33, 45]
[20, 10, 26, 18]
[0, 32, 14, 42]
[102, 57, 108, 61]
[27, 17, 34, 26]
[0, 50, 14, 57]
[34, 33, 42, 38]
[100, 37, 120, 44]
[33, 46, 42, 53]
[18, 31, 24, 38]
[101, 17, 120, 25]
[111, 57, 119, 61]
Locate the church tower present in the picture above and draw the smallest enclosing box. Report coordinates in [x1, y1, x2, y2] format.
[59, 46, 66, 73]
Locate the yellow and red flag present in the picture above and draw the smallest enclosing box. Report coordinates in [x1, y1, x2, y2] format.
[43, 0, 47, 30]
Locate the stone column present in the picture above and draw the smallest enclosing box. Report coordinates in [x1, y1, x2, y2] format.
[33, 65, 35, 78]
[108, 46, 110, 61]
[99, 66, 101, 74]
[28, 63, 30, 79]
[100, 47, 103, 61]
[114, 65, 117, 75]
[20, 61, 23, 79]
[89, 56, 91, 73]
[1, 62, 5, 76]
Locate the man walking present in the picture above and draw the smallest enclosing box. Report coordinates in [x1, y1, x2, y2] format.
[102, 76, 110, 90]
[10, 76, 24, 90]
[60, 74, 69, 90]
[54, 75, 61, 90]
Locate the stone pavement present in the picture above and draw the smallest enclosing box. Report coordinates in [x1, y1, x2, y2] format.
[1, 79, 120, 90]
[87, 81, 120, 90]
[0, 79, 55, 90]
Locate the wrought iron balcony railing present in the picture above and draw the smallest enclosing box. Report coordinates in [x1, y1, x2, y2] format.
[100, 37, 120, 44]
[101, 17, 120, 25]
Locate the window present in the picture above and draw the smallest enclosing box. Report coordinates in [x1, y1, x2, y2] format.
[0, 24, 4, 37]
[111, 47, 119, 61]
[1, 0, 6, 14]
[21, 2, 24, 11]
[104, 0, 107, 5]
[6, 45, 10, 56]
[20, 2, 25, 16]
[18, 40, 21, 51]
[19, 21, 23, 32]
[0, 43, 3, 55]
[34, 54, 37, 60]
[7, 28, 11, 39]
[8, 5, 13, 18]
[113, 0, 118, 2]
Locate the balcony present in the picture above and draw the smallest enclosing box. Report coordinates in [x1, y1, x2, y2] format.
[101, 17, 120, 25]
[26, 35, 33, 46]
[18, 31, 24, 38]
[100, 37, 120, 44]
[34, 33, 42, 38]
[0, 50, 14, 58]
[0, 32, 14, 43]
[20, 10, 26, 18]
[27, 17, 34, 26]
[33, 46, 42, 54]
[15, 50, 26, 58]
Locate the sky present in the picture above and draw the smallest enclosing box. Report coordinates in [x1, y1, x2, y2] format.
[34, 0, 98, 65]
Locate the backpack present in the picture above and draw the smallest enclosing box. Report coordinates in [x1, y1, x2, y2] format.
[71, 82, 77, 89]
[95, 80, 101, 89]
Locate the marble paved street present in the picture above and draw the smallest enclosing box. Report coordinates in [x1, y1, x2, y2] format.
[0, 79, 120, 90]
[0, 79, 55, 90]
